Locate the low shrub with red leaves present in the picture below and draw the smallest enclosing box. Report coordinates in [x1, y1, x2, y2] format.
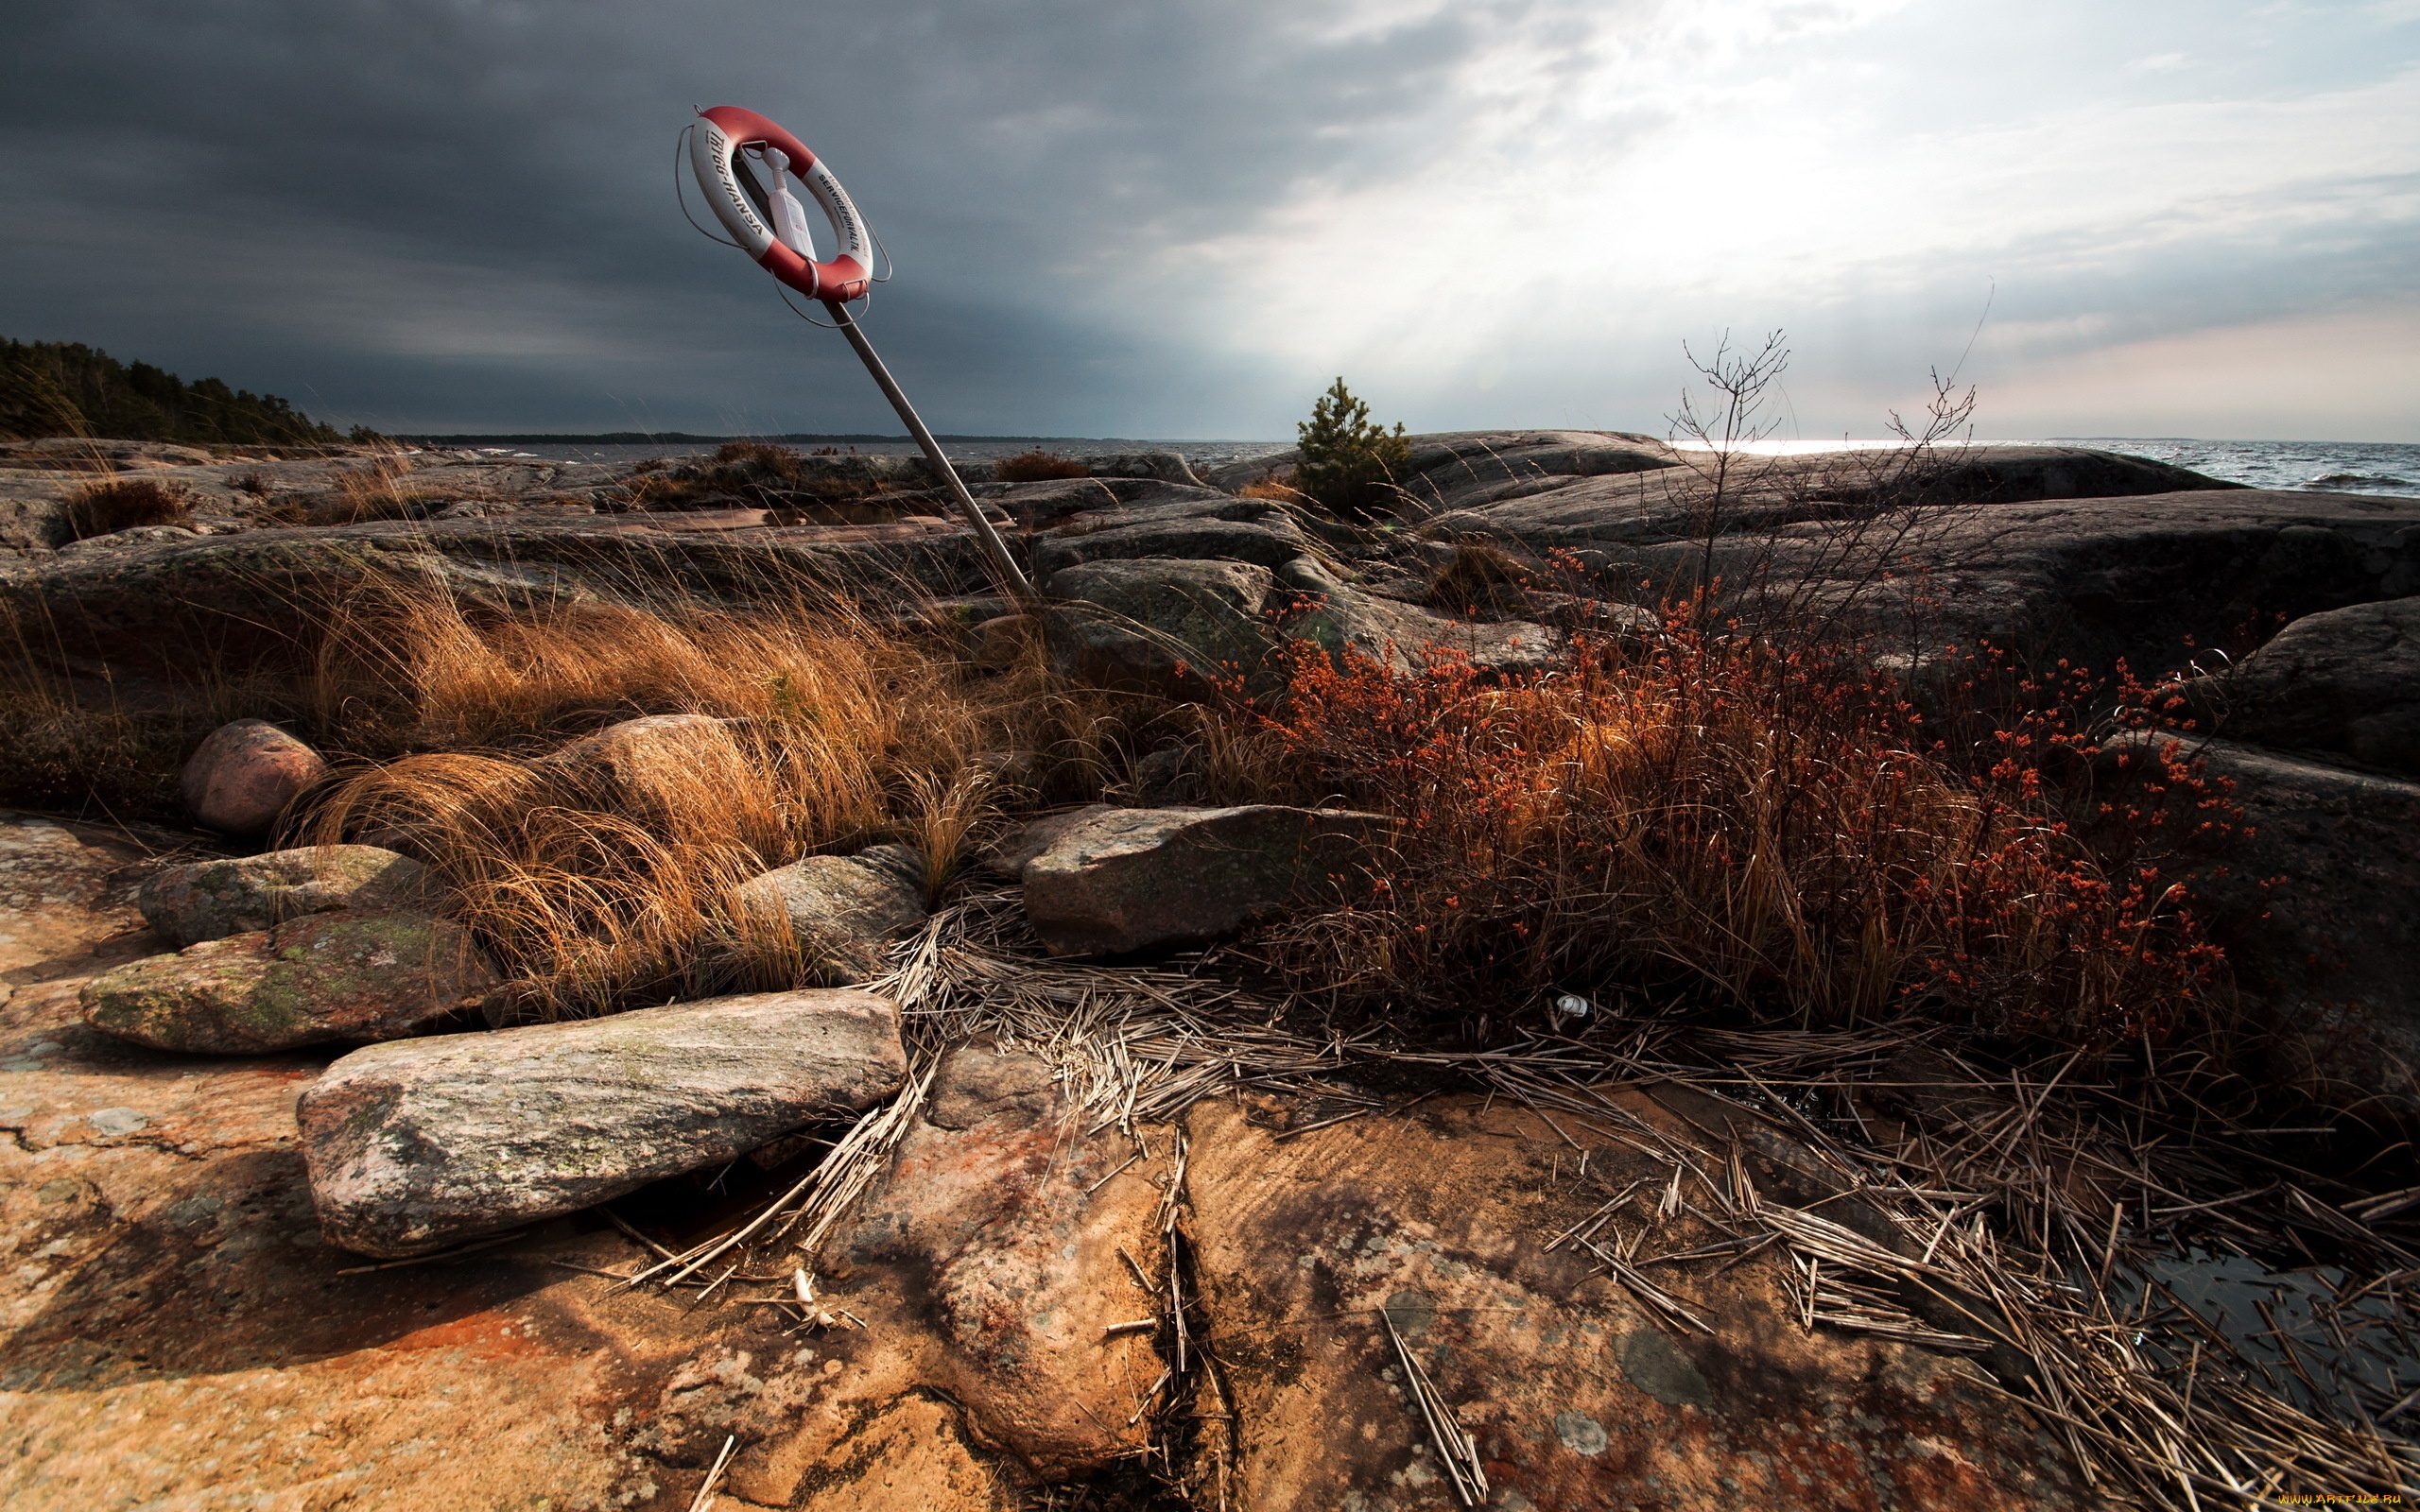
[993, 448, 1088, 483]
[1220, 617, 2231, 1050]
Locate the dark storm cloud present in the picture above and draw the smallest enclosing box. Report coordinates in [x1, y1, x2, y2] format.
[3, 0, 2411, 438]
[0, 0, 1508, 434]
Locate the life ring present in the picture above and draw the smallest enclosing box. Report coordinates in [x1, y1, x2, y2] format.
[687, 106, 874, 303]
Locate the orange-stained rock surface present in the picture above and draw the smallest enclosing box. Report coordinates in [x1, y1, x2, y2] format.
[2, 810, 2095, 1509]
[1178, 1093, 2087, 1512]
[0, 815, 1157, 1510]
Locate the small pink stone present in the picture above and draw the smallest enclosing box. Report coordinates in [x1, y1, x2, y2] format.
[181, 719, 327, 836]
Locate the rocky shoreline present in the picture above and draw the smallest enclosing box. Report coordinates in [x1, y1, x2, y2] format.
[4, 430, 2417, 1507]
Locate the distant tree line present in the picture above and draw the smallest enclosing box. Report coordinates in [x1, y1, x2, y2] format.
[0, 338, 369, 446]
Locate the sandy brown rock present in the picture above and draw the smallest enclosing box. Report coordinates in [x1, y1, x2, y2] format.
[80, 909, 498, 1055]
[136, 843, 436, 946]
[299, 988, 908, 1257]
[0, 814, 689, 1510]
[1178, 1091, 2084, 1511]
[0, 816, 148, 980]
[178, 718, 325, 835]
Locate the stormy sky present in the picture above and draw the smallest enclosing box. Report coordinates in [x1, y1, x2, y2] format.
[2, 0, 2413, 440]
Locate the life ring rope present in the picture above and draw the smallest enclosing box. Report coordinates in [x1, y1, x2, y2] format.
[686, 105, 875, 304]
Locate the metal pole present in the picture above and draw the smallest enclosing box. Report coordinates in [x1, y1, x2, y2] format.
[824, 300, 1040, 607]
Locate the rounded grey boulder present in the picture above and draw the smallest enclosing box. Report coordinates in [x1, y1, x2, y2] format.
[2177, 596, 2420, 778]
[735, 843, 929, 985]
[1043, 558, 1279, 699]
[82, 909, 500, 1055]
[1008, 804, 1393, 956]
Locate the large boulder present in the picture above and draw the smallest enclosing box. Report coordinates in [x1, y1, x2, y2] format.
[801, 1039, 1168, 1485]
[81, 910, 499, 1055]
[1273, 554, 1565, 676]
[179, 719, 327, 836]
[2177, 596, 2420, 778]
[1007, 803, 1392, 955]
[297, 988, 908, 1257]
[735, 843, 928, 984]
[1431, 467, 2418, 679]
[1031, 509, 1314, 578]
[136, 844, 436, 947]
[1043, 557, 1279, 698]
[1422, 442, 2235, 538]
[1202, 429, 1685, 508]
[2126, 735, 2420, 1113]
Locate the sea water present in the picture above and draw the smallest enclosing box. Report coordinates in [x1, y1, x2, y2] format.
[2048, 438, 2420, 500]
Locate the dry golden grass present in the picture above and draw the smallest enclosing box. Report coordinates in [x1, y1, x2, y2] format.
[1421, 541, 1533, 615]
[992, 448, 1088, 483]
[289, 581, 990, 1014]
[284, 574, 1163, 1017]
[4, 526, 2224, 1052]
[299, 459, 440, 524]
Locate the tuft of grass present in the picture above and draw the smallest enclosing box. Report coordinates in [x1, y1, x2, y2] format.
[294, 577, 1074, 1016]
[618, 441, 903, 513]
[302, 580, 952, 757]
[57, 477, 191, 542]
[299, 460, 440, 525]
[993, 448, 1088, 483]
[1423, 542, 1533, 616]
[711, 439, 804, 479]
[0, 688, 190, 814]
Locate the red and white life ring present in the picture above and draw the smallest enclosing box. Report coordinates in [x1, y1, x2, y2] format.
[687, 106, 874, 303]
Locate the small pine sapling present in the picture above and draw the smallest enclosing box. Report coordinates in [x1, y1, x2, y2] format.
[1294, 378, 1410, 521]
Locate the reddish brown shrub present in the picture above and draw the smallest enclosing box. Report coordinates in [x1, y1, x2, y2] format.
[994, 448, 1088, 483]
[58, 477, 190, 541]
[1221, 622, 2228, 1049]
[712, 440, 803, 478]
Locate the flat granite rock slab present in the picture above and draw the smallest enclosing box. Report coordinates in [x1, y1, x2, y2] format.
[299, 988, 909, 1258]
